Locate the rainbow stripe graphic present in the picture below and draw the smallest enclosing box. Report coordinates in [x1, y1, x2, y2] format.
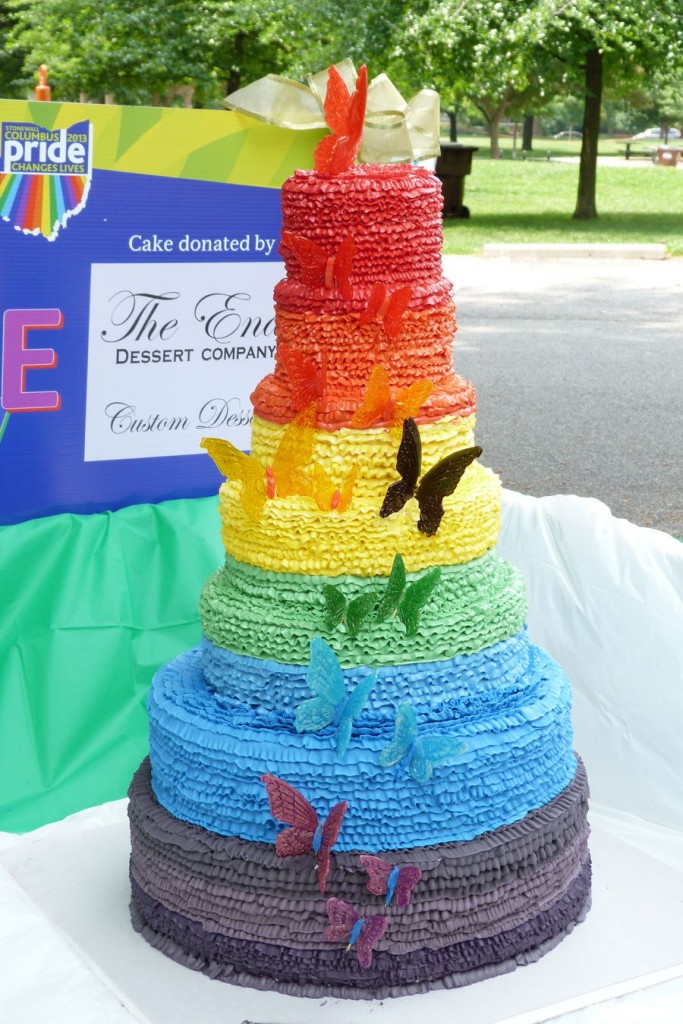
[0, 118, 92, 241]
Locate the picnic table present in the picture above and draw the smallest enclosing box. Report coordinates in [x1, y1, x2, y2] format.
[622, 139, 681, 165]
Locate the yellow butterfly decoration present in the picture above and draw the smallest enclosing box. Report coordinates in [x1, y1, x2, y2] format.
[201, 403, 316, 519]
[312, 463, 359, 513]
[202, 403, 357, 517]
[351, 365, 433, 438]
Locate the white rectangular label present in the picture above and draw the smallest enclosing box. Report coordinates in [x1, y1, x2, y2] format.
[84, 262, 281, 460]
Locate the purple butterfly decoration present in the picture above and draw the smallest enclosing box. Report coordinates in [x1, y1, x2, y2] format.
[324, 897, 387, 968]
[360, 855, 422, 907]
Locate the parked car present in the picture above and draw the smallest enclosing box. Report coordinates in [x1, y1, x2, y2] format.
[633, 126, 681, 139]
[553, 130, 582, 138]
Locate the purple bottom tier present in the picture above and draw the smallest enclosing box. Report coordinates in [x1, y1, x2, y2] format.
[128, 758, 591, 998]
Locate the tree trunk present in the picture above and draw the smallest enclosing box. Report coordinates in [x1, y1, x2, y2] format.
[488, 113, 502, 159]
[444, 107, 458, 142]
[522, 114, 533, 152]
[573, 46, 603, 220]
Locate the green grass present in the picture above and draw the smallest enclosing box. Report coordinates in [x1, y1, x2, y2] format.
[443, 135, 683, 256]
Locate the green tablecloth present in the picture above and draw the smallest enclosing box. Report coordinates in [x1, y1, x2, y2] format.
[1, 497, 223, 832]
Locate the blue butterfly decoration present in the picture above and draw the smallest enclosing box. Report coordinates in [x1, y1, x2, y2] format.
[295, 637, 376, 757]
[379, 701, 467, 783]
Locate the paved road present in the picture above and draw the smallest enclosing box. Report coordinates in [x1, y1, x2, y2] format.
[443, 255, 683, 537]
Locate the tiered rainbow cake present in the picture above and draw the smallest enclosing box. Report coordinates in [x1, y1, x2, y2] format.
[128, 68, 591, 998]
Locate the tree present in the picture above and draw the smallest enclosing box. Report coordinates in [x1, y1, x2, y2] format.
[0, 1, 25, 97]
[397, 1, 683, 217]
[397, 1, 558, 159]
[3, 0, 303, 106]
[532, 1, 683, 219]
[5, 0, 214, 104]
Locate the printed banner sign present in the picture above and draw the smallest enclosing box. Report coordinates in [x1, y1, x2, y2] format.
[0, 99, 319, 525]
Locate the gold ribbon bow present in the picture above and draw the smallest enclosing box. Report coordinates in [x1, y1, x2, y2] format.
[224, 58, 441, 164]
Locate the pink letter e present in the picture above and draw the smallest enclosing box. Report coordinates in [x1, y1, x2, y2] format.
[1, 308, 64, 412]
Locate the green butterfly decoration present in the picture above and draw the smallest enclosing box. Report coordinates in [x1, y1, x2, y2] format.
[322, 587, 379, 637]
[376, 553, 441, 636]
[322, 554, 441, 638]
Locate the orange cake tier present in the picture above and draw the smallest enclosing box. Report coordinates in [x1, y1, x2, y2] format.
[218, 414, 501, 577]
[251, 306, 474, 428]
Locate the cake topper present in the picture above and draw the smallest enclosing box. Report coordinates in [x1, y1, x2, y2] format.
[295, 637, 376, 756]
[380, 701, 467, 783]
[224, 59, 441, 164]
[360, 855, 422, 907]
[380, 417, 483, 536]
[314, 64, 368, 175]
[324, 898, 387, 968]
[359, 284, 412, 339]
[261, 774, 348, 894]
[280, 231, 355, 299]
[352, 364, 433, 435]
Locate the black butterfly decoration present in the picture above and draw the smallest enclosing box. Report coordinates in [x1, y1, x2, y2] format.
[380, 418, 482, 537]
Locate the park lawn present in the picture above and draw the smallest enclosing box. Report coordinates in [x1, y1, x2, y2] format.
[443, 138, 683, 256]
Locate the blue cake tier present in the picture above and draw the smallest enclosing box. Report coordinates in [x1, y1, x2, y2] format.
[148, 644, 577, 852]
[201, 627, 534, 715]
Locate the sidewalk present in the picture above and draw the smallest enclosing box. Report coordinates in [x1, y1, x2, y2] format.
[443, 254, 683, 537]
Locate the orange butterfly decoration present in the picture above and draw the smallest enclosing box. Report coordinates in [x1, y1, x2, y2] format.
[279, 346, 327, 412]
[352, 365, 433, 436]
[359, 283, 413, 339]
[280, 231, 355, 301]
[314, 64, 368, 176]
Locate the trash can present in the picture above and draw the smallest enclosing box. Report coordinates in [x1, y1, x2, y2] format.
[435, 143, 479, 218]
[656, 147, 680, 167]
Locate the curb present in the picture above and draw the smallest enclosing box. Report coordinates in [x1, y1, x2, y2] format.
[483, 243, 667, 260]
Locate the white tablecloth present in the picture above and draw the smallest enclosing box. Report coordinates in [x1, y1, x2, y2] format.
[2, 492, 683, 1024]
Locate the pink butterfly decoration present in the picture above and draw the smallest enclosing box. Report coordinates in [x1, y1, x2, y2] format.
[261, 774, 348, 894]
[359, 855, 422, 907]
[324, 897, 387, 969]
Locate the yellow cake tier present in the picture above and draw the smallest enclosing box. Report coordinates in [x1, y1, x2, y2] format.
[217, 414, 501, 577]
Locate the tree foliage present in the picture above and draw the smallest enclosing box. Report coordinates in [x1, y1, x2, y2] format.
[3, 0, 302, 105]
[2, 0, 683, 220]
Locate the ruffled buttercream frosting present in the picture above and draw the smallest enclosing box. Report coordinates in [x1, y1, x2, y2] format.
[200, 551, 526, 666]
[130, 755, 590, 978]
[132, 158, 591, 998]
[279, 165, 444, 303]
[201, 626, 534, 711]
[147, 646, 577, 849]
[217, 423, 500, 576]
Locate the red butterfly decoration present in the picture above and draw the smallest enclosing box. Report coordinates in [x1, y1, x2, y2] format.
[314, 65, 368, 176]
[324, 898, 387, 969]
[280, 231, 355, 301]
[261, 774, 348, 894]
[279, 345, 327, 411]
[359, 283, 413, 339]
[359, 855, 422, 907]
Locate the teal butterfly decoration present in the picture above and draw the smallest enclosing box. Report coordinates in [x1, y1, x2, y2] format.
[375, 553, 441, 637]
[379, 701, 467, 783]
[322, 554, 441, 638]
[295, 637, 376, 756]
